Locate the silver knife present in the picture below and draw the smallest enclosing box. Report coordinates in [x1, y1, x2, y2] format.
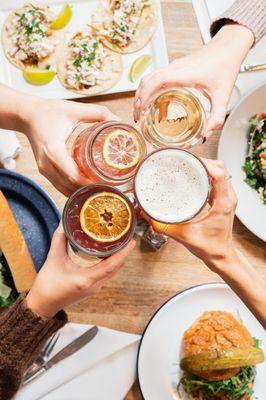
[240, 63, 266, 73]
[23, 325, 98, 385]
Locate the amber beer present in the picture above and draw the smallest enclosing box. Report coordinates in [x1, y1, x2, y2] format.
[140, 88, 206, 149]
[134, 148, 210, 224]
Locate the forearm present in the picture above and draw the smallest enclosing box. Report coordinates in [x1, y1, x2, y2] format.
[0, 83, 39, 134]
[206, 23, 254, 72]
[207, 250, 266, 328]
[0, 293, 67, 399]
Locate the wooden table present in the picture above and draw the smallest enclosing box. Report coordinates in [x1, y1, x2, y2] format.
[15, 1, 266, 399]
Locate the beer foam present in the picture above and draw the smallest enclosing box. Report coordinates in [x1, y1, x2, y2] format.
[135, 149, 209, 223]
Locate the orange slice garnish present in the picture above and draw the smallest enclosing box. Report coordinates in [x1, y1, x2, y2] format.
[103, 129, 141, 170]
[80, 192, 132, 242]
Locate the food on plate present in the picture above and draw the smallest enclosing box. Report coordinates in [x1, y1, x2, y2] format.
[129, 54, 152, 82]
[1, 3, 64, 70]
[243, 113, 266, 204]
[50, 3, 72, 30]
[91, 0, 157, 54]
[23, 66, 56, 85]
[177, 311, 265, 399]
[57, 30, 122, 94]
[0, 191, 36, 308]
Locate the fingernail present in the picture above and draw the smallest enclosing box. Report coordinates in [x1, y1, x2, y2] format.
[134, 119, 137, 123]
[202, 136, 206, 144]
[135, 98, 140, 107]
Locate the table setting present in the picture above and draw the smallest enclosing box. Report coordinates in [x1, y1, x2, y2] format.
[0, 0, 265, 400]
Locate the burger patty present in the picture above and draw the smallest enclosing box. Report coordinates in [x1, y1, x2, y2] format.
[183, 311, 253, 381]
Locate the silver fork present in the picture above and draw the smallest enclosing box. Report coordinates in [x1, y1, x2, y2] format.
[23, 332, 60, 383]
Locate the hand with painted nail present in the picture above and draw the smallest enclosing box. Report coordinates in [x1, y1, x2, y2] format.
[26, 224, 136, 318]
[0, 84, 118, 196]
[134, 24, 254, 140]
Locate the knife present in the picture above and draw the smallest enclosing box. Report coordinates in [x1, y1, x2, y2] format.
[239, 63, 266, 73]
[23, 325, 98, 385]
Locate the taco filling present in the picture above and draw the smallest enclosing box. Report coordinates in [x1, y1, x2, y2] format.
[65, 33, 106, 90]
[94, 0, 149, 48]
[6, 4, 55, 65]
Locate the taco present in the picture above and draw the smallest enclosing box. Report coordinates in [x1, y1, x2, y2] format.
[1, 3, 63, 70]
[57, 31, 122, 95]
[90, 0, 157, 54]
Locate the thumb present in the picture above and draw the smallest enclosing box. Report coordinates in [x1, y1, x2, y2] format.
[49, 221, 67, 257]
[204, 94, 227, 140]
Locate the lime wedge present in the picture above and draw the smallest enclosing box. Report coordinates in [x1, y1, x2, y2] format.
[129, 55, 152, 82]
[50, 3, 72, 30]
[23, 68, 56, 85]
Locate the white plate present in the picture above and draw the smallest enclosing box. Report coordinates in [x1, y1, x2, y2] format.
[218, 84, 266, 242]
[0, 0, 168, 99]
[137, 283, 266, 400]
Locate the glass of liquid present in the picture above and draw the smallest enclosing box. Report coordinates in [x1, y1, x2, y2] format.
[69, 121, 147, 186]
[134, 147, 210, 225]
[140, 88, 206, 149]
[63, 184, 137, 266]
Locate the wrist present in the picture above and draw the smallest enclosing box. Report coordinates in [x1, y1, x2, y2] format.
[18, 95, 45, 138]
[26, 289, 58, 319]
[212, 23, 254, 58]
[204, 247, 239, 273]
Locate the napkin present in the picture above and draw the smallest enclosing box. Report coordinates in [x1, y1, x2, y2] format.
[15, 323, 141, 400]
[192, 0, 266, 101]
[0, 129, 21, 170]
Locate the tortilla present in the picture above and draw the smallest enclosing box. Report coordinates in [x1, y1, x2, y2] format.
[1, 4, 64, 70]
[91, 0, 157, 54]
[57, 32, 122, 95]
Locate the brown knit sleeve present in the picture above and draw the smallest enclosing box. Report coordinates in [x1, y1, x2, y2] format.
[210, 0, 266, 44]
[0, 293, 67, 400]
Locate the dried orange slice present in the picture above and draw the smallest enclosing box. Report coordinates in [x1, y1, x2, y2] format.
[80, 192, 132, 242]
[103, 129, 141, 170]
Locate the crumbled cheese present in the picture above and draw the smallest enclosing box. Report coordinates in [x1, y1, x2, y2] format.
[8, 5, 54, 64]
[66, 34, 105, 89]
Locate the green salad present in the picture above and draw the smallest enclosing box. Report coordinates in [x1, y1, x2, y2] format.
[0, 250, 18, 309]
[243, 113, 266, 204]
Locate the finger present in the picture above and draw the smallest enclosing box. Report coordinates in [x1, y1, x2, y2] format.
[86, 240, 136, 283]
[50, 147, 91, 190]
[204, 92, 227, 140]
[72, 102, 119, 122]
[49, 221, 67, 257]
[201, 158, 236, 209]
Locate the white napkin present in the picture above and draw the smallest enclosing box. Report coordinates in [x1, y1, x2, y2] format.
[0, 129, 21, 169]
[15, 323, 140, 400]
[192, 0, 266, 101]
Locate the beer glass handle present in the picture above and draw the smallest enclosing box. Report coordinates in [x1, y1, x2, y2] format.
[125, 191, 169, 251]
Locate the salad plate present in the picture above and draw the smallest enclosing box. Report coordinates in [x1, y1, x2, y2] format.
[137, 283, 266, 400]
[218, 83, 266, 241]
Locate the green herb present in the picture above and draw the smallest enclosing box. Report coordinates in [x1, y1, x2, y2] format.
[0, 252, 19, 309]
[242, 114, 266, 203]
[177, 366, 256, 399]
[252, 337, 261, 349]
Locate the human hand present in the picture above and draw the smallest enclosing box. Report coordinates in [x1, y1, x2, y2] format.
[26, 224, 136, 318]
[134, 24, 254, 140]
[24, 98, 118, 196]
[142, 159, 238, 270]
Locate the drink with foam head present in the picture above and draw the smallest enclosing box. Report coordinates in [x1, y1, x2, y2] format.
[134, 148, 210, 224]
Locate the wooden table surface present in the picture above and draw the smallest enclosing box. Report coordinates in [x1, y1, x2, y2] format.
[15, 1, 266, 399]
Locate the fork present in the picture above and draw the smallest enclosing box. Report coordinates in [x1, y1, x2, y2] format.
[23, 332, 60, 382]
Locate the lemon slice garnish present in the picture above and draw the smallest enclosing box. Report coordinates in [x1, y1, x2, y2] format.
[23, 68, 56, 85]
[50, 3, 72, 30]
[103, 129, 141, 170]
[129, 55, 152, 82]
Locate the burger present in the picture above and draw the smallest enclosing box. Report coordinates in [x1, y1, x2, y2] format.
[0, 191, 36, 308]
[178, 311, 265, 399]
